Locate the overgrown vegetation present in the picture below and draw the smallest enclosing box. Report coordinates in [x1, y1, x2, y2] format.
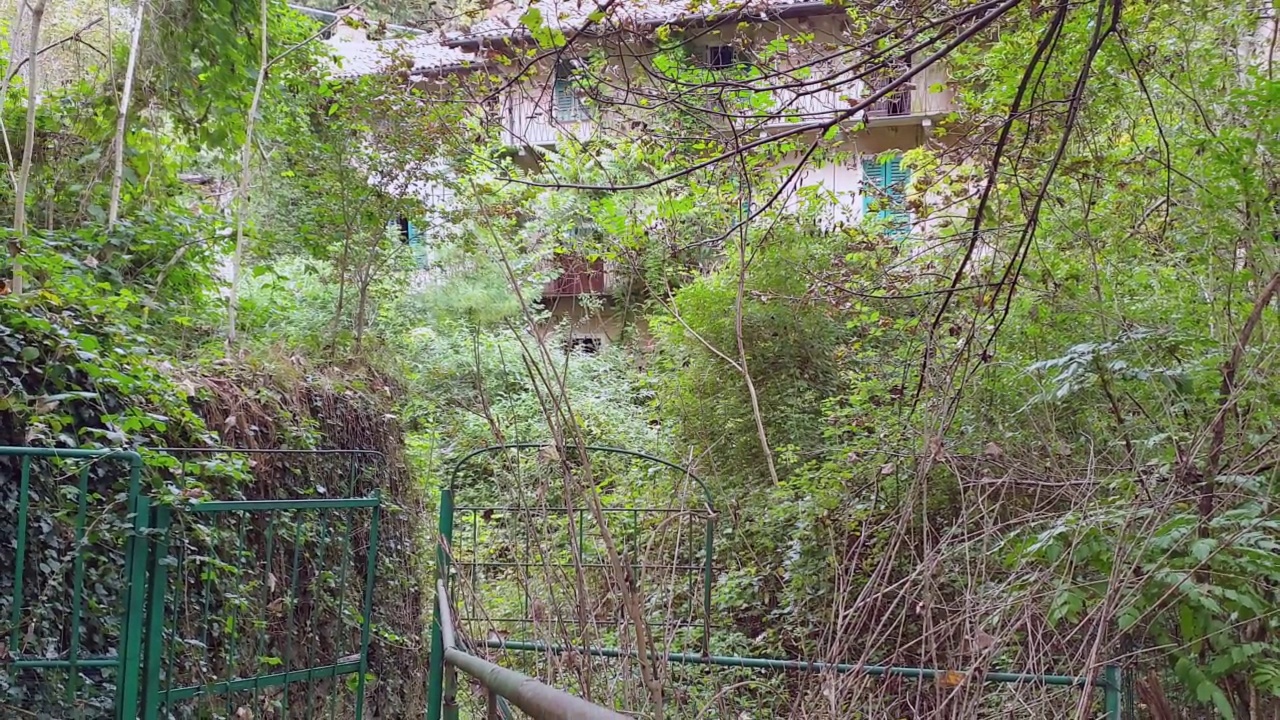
[2, 0, 1278, 717]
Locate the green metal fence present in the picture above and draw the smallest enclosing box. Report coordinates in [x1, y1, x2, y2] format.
[427, 443, 718, 720]
[2, 445, 384, 720]
[138, 495, 382, 720]
[2, 446, 148, 719]
[426, 442, 1127, 720]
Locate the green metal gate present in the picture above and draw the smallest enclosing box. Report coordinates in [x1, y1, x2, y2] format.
[3, 445, 384, 720]
[137, 495, 381, 720]
[2, 446, 148, 719]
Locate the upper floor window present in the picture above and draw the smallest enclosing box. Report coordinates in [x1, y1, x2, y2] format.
[553, 60, 590, 122]
[862, 154, 911, 236]
[706, 45, 736, 70]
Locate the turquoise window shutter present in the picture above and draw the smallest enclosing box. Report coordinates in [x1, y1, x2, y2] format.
[553, 61, 586, 121]
[861, 157, 884, 217]
[554, 77, 575, 118]
[861, 155, 910, 236]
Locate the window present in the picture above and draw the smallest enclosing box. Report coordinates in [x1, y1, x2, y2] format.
[553, 61, 589, 122]
[861, 155, 911, 236]
[568, 335, 603, 355]
[706, 45, 736, 70]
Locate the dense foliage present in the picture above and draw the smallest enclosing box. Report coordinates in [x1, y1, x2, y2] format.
[2, 0, 1278, 717]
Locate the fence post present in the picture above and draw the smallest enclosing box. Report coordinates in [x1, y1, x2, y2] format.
[141, 506, 173, 720]
[426, 487, 455, 720]
[354, 492, 382, 720]
[486, 689, 499, 720]
[1104, 664, 1122, 720]
[116, 493, 151, 720]
[115, 455, 148, 720]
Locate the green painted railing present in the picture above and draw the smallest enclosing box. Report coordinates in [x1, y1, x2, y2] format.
[140, 494, 382, 720]
[480, 639, 1123, 717]
[428, 442, 719, 720]
[426, 442, 1127, 720]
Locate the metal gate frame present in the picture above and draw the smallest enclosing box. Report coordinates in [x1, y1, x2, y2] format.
[427, 442, 718, 720]
[138, 495, 382, 720]
[3, 445, 385, 720]
[2, 446, 149, 718]
[136, 447, 386, 720]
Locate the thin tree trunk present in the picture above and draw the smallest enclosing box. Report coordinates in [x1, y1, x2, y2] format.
[354, 267, 371, 352]
[107, 0, 148, 229]
[11, 0, 49, 295]
[226, 0, 269, 348]
[0, 0, 28, 187]
[1199, 270, 1280, 536]
[733, 174, 779, 484]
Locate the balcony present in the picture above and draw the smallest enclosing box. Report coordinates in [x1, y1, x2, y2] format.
[762, 63, 952, 128]
[497, 62, 951, 149]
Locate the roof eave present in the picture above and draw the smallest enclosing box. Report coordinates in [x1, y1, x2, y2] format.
[410, 60, 490, 77]
[443, 1, 847, 51]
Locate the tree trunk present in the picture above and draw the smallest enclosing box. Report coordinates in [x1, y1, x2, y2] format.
[11, 0, 49, 295]
[0, 0, 29, 187]
[226, 0, 269, 348]
[107, 0, 148, 229]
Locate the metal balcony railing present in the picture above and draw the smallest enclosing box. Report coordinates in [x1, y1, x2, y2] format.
[496, 60, 950, 147]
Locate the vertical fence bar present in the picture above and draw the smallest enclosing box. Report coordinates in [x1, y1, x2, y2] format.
[281, 517, 306, 717]
[443, 662, 459, 720]
[1104, 664, 1122, 720]
[225, 514, 249, 720]
[702, 514, 715, 656]
[485, 688, 498, 720]
[9, 455, 32, 656]
[426, 487, 454, 720]
[117, 492, 150, 720]
[353, 494, 382, 720]
[66, 464, 92, 704]
[304, 510, 335, 720]
[327, 506, 356, 720]
[141, 505, 173, 720]
[252, 513, 278, 710]
[116, 455, 147, 720]
[161, 523, 184, 713]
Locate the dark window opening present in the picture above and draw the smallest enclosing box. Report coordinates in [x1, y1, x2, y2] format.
[397, 216, 411, 243]
[569, 336, 603, 354]
[707, 45, 736, 70]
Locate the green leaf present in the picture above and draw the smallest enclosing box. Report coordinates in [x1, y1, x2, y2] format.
[519, 7, 544, 32]
[1199, 681, 1235, 719]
